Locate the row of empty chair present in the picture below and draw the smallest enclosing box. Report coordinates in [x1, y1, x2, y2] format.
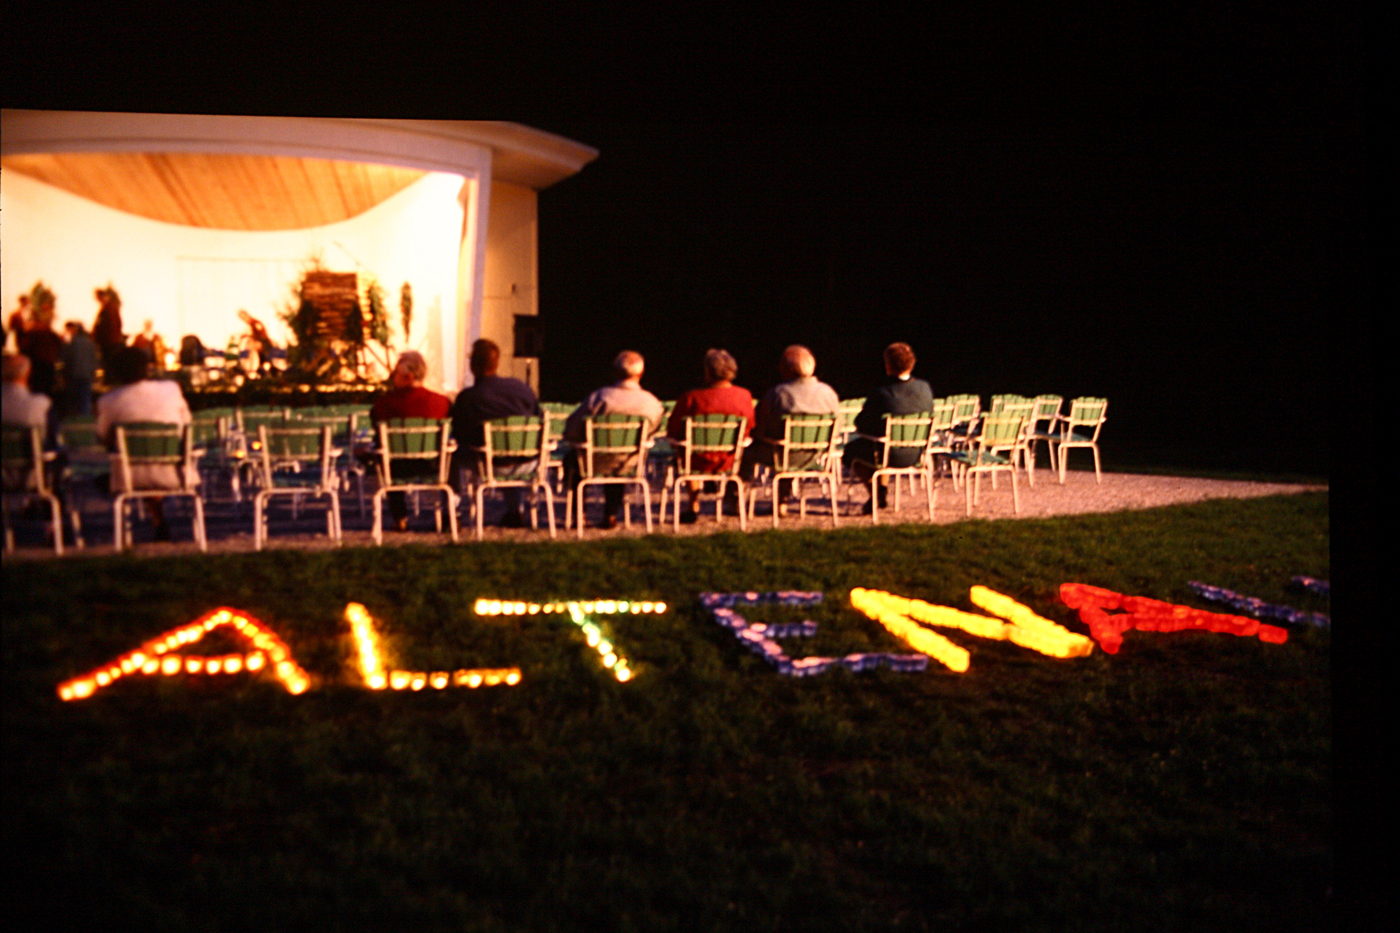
[3, 395, 1107, 553]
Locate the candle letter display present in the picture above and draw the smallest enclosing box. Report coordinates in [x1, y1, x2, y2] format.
[345, 603, 522, 690]
[57, 608, 312, 700]
[1186, 581, 1330, 628]
[1059, 583, 1290, 654]
[701, 591, 930, 677]
[849, 587, 1094, 672]
[472, 598, 660, 682]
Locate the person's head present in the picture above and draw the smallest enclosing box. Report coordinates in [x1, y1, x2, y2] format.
[469, 339, 501, 380]
[702, 348, 738, 385]
[612, 350, 645, 384]
[16, 295, 29, 309]
[778, 345, 816, 381]
[65, 320, 86, 337]
[3, 353, 31, 385]
[142, 319, 156, 334]
[391, 350, 428, 388]
[108, 346, 151, 386]
[882, 342, 916, 377]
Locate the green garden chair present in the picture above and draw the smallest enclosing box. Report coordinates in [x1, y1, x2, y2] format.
[848, 410, 938, 524]
[111, 422, 207, 551]
[253, 424, 342, 550]
[465, 414, 556, 540]
[948, 414, 1023, 516]
[567, 413, 653, 538]
[749, 412, 842, 529]
[3, 424, 79, 555]
[660, 413, 749, 532]
[1057, 397, 1109, 484]
[370, 418, 459, 544]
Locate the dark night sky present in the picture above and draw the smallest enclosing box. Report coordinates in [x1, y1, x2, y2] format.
[6, 2, 1375, 476]
[524, 6, 1370, 476]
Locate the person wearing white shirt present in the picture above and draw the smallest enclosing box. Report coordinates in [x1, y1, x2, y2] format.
[2, 353, 52, 430]
[96, 347, 195, 540]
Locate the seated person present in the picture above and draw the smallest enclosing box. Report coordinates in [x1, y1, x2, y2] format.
[3, 353, 57, 493]
[370, 351, 453, 532]
[450, 339, 542, 527]
[666, 348, 754, 523]
[842, 342, 935, 512]
[743, 344, 841, 479]
[2, 353, 52, 433]
[563, 350, 664, 529]
[96, 346, 196, 541]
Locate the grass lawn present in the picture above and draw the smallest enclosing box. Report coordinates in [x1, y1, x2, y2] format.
[4, 493, 1331, 931]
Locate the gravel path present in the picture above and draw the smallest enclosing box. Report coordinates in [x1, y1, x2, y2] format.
[3, 467, 1326, 560]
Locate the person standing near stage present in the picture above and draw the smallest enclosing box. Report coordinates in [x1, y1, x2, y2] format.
[60, 321, 100, 418]
[93, 286, 125, 368]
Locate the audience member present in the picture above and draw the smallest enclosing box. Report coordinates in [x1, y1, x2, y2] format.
[2, 350, 64, 493]
[744, 344, 841, 476]
[666, 348, 754, 523]
[563, 350, 664, 529]
[95, 346, 195, 541]
[451, 338, 541, 527]
[370, 350, 453, 531]
[60, 321, 100, 417]
[93, 286, 125, 368]
[2, 353, 51, 431]
[842, 342, 935, 512]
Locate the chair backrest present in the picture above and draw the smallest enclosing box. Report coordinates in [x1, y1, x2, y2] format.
[289, 409, 354, 446]
[677, 414, 746, 476]
[580, 413, 649, 478]
[930, 399, 957, 433]
[2, 424, 50, 493]
[258, 424, 334, 487]
[192, 408, 233, 447]
[1001, 400, 1037, 441]
[948, 394, 981, 426]
[480, 415, 549, 482]
[376, 418, 453, 483]
[1064, 397, 1108, 438]
[976, 414, 1024, 449]
[57, 416, 103, 454]
[838, 398, 865, 433]
[238, 407, 289, 433]
[114, 422, 195, 491]
[774, 413, 839, 473]
[1031, 395, 1064, 431]
[876, 411, 936, 468]
[989, 394, 1029, 415]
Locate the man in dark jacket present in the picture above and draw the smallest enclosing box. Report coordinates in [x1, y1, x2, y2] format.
[843, 342, 934, 512]
[450, 339, 541, 527]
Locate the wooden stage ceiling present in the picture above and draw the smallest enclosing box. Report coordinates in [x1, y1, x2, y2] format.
[1, 151, 429, 231]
